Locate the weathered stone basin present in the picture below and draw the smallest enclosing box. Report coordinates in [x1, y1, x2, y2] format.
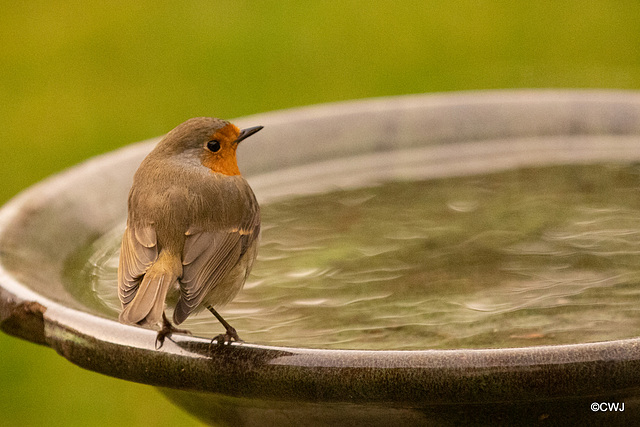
[2, 91, 640, 425]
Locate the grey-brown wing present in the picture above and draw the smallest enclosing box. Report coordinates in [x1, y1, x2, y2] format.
[118, 224, 158, 306]
[174, 226, 257, 324]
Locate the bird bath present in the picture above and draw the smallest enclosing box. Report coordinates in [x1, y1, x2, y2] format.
[2, 91, 640, 425]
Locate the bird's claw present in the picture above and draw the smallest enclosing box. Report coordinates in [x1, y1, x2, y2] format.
[155, 313, 192, 349]
[211, 327, 243, 346]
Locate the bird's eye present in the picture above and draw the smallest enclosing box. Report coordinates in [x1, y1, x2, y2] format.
[207, 140, 221, 152]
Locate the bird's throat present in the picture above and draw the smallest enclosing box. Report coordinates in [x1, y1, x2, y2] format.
[201, 151, 241, 176]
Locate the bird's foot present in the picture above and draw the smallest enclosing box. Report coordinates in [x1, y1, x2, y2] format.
[211, 326, 243, 346]
[206, 305, 243, 346]
[156, 312, 192, 349]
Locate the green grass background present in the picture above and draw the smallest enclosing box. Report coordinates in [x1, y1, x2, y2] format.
[2, 1, 640, 425]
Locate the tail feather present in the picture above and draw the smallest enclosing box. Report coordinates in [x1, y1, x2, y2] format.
[119, 254, 180, 326]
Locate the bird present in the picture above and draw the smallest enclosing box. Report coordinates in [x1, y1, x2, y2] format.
[117, 117, 262, 348]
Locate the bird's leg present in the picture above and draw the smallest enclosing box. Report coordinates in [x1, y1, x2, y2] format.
[155, 312, 192, 349]
[207, 305, 242, 345]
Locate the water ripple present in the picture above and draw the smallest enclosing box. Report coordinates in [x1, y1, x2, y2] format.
[81, 164, 640, 350]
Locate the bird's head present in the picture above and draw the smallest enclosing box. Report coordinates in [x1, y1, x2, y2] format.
[154, 117, 263, 176]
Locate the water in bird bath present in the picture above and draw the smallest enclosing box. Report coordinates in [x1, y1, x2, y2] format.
[69, 163, 640, 350]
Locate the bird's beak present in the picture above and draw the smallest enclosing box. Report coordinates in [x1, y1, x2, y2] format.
[235, 125, 263, 144]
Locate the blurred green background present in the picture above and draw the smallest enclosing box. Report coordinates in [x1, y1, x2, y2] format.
[2, 1, 640, 425]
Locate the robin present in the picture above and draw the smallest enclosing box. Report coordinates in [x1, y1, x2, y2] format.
[117, 117, 262, 348]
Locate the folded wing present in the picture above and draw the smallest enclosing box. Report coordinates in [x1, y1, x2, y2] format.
[174, 224, 258, 325]
[118, 225, 158, 314]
